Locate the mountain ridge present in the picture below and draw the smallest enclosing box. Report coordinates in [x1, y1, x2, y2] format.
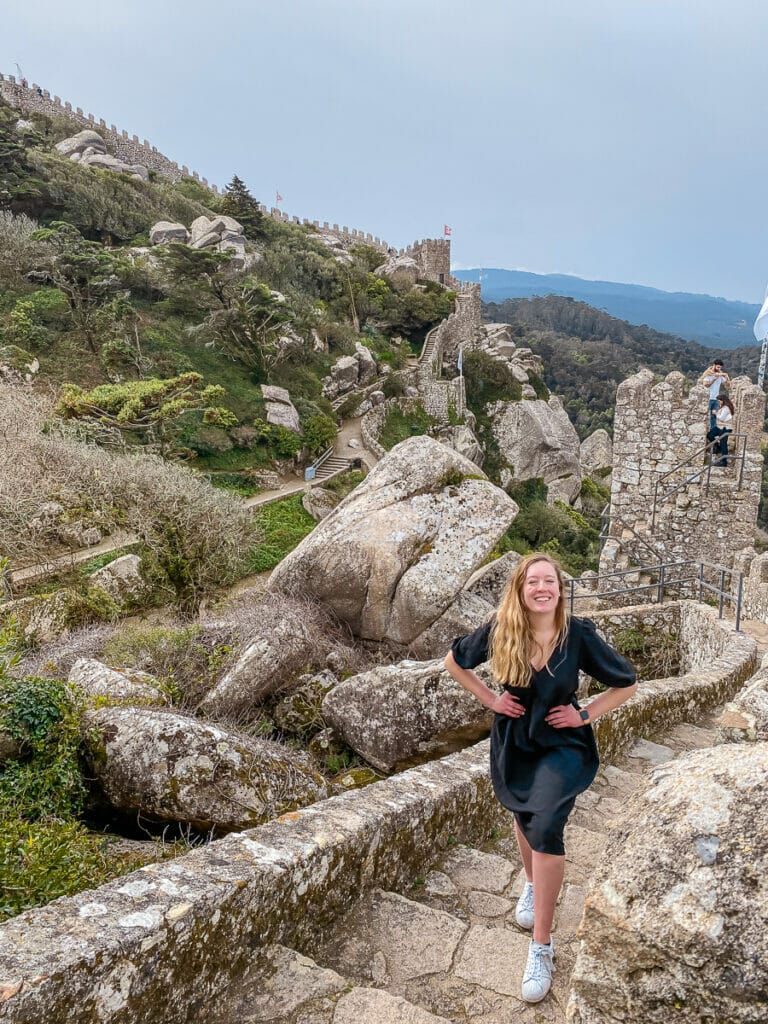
[454, 267, 760, 349]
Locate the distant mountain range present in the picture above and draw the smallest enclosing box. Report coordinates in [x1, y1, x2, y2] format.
[452, 268, 760, 350]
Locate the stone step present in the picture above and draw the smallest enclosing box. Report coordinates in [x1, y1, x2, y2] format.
[210, 944, 453, 1024]
[217, 710, 736, 1024]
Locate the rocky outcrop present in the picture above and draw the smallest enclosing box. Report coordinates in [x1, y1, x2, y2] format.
[715, 656, 768, 743]
[322, 344, 379, 401]
[568, 743, 768, 1024]
[261, 384, 301, 434]
[580, 428, 613, 477]
[302, 487, 339, 521]
[408, 590, 494, 660]
[199, 613, 319, 718]
[322, 659, 495, 771]
[55, 130, 148, 181]
[149, 221, 189, 245]
[374, 254, 420, 284]
[491, 395, 582, 503]
[90, 554, 145, 604]
[82, 706, 331, 832]
[149, 214, 250, 267]
[68, 659, 166, 706]
[307, 231, 354, 264]
[464, 551, 521, 607]
[268, 436, 517, 644]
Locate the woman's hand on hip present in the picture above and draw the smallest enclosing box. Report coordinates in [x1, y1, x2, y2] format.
[490, 691, 525, 717]
[545, 704, 584, 729]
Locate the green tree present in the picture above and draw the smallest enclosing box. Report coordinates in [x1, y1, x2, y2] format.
[219, 174, 263, 237]
[156, 244, 295, 378]
[56, 373, 237, 458]
[31, 221, 129, 353]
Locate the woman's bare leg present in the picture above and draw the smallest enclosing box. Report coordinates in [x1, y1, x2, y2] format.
[514, 819, 534, 882]
[531, 851, 565, 944]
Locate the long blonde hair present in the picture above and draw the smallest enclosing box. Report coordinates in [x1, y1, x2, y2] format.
[490, 552, 570, 688]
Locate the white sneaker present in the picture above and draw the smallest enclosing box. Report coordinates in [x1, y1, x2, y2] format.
[515, 881, 534, 929]
[521, 939, 555, 1003]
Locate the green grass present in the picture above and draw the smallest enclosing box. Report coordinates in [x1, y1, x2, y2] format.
[378, 403, 437, 450]
[207, 474, 262, 497]
[246, 495, 317, 573]
[322, 469, 366, 498]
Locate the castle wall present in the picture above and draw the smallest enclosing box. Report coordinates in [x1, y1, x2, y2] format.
[602, 369, 765, 573]
[0, 74, 215, 190]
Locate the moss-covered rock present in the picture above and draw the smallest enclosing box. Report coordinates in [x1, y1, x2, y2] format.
[81, 706, 332, 832]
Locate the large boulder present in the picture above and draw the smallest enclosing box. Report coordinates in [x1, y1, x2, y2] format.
[322, 659, 496, 771]
[149, 221, 189, 245]
[81, 706, 331, 832]
[374, 254, 420, 284]
[199, 613, 319, 718]
[580, 429, 613, 476]
[90, 553, 145, 604]
[354, 342, 377, 385]
[68, 658, 166, 706]
[54, 129, 106, 157]
[567, 744, 768, 1024]
[490, 395, 581, 503]
[408, 590, 494, 660]
[715, 662, 768, 743]
[262, 384, 301, 434]
[268, 436, 517, 643]
[464, 551, 522, 607]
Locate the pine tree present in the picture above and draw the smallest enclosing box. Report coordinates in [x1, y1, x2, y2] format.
[219, 175, 262, 238]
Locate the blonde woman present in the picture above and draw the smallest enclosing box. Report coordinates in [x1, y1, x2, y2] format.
[444, 553, 637, 1003]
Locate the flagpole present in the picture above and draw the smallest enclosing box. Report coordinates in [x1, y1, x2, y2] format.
[759, 337, 768, 390]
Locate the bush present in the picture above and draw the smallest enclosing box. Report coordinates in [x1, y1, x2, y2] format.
[0, 675, 86, 820]
[378, 402, 437, 450]
[0, 816, 129, 922]
[302, 413, 337, 454]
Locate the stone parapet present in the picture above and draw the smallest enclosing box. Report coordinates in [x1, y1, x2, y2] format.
[0, 742, 501, 1024]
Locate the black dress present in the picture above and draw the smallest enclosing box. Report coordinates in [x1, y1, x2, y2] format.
[451, 616, 635, 855]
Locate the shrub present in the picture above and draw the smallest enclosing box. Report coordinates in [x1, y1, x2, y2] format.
[301, 413, 337, 454]
[378, 402, 437, 450]
[0, 816, 129, 922]
[0, 675, 86, 820]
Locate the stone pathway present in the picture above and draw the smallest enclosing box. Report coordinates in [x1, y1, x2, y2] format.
[211, 711, 721, 1023]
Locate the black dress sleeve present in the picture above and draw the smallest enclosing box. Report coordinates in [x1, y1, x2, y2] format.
[578, 618, 636, 688]
[450, 620, 493, 669]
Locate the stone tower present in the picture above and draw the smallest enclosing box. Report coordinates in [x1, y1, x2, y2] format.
[600, 369, 765, 574]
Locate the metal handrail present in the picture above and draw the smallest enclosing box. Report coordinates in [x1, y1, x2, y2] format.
[599, 504, 664, 563]
[651, 433, 748, 532]
[303, 444, 335, 482]
[568, 558, 744, 630]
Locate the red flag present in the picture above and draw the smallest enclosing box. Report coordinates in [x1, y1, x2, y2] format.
[276, 190, 283, 203]
[443, 224, 451, 237]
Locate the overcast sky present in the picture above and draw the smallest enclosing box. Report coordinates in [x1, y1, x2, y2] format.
[5, 0, 768, 302]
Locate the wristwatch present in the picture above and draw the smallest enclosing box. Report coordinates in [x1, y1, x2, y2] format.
[579, 709, 591, 725]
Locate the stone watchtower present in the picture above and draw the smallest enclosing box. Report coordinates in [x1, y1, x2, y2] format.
[600, 369, 765, 575]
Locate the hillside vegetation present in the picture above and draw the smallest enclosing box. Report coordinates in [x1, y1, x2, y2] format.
[0, 95, 452, 472]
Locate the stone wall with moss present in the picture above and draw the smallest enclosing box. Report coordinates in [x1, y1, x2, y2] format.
[589, 602, 757, 763]
[0, 601, 756, 1022]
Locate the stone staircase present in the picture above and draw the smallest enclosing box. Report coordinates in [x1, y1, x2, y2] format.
[313, 455, 355, 482]
[209, 712, 725, 1024]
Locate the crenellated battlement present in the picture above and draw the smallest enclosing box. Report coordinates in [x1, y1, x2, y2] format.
[1, 73, 466, 274]
[0, 72, 219, 191]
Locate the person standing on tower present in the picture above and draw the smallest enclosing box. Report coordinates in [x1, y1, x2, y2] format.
[700, 359, 730, 430]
